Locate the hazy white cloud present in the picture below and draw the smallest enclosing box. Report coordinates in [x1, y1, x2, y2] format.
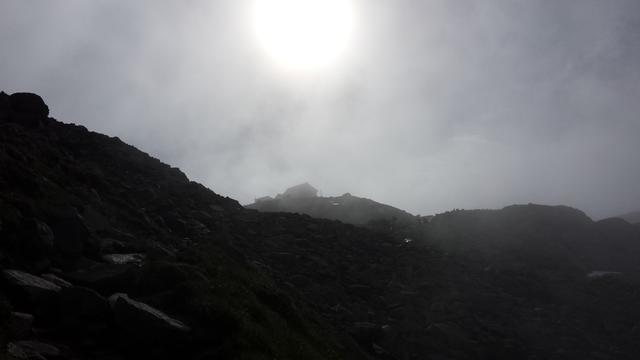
[1, 0, 639, 219]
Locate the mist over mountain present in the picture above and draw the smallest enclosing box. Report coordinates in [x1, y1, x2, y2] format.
[2, 92, 640, 359]
[2, 0, 640, 219]
[2, 1, 640, 359]
[246, 183, 417, 226]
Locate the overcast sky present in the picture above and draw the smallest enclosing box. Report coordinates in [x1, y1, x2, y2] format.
[2, 0, 640, 219]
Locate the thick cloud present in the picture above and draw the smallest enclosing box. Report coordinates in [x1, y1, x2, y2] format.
[1, 0, 639, 219]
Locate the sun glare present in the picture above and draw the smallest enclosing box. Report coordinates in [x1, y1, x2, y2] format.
[252, 0, 355, 71]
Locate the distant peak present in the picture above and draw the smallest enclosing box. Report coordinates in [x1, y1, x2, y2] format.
[278, 182, 318, 199]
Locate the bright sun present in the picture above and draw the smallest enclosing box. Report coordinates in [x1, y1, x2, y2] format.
[252, 0, 355, 70]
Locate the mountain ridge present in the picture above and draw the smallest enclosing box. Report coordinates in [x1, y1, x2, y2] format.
[246, 188, 417, 226]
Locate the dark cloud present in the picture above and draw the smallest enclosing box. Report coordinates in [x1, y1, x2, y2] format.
[2, 0, 639, 219]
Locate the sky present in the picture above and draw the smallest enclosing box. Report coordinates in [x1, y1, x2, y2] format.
[1, 0, 640, 219]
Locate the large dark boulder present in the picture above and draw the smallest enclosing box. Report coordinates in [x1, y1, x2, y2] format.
[8, 92, 49, 118]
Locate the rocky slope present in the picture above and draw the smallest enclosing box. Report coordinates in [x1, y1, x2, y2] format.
[2, 92, 640, 359]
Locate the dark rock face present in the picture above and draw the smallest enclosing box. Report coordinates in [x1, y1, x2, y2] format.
[8, 93, 49, 118]
[0, 92, 50, 127]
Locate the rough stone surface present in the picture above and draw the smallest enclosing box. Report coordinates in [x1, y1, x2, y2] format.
[40, 273, 73, 288]
[109, 293, 190, 339]
[3, 269, 62, 298]
[101, 253, 145, 266]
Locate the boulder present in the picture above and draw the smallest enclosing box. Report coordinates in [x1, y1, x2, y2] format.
[40, 273, 73, 288]
[101, 253, 145, 266]
[3, 270, 61, 294]
[8, 93, 49, 118]
[108, 293, 190, 342]
[2, 270, 61, 316]
[8, 312, 34, 339]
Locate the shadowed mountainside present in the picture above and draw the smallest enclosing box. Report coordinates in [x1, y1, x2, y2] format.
[2, 92, 640, 359]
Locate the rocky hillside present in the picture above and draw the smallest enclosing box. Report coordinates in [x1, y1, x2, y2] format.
[2, 92, 640, 359]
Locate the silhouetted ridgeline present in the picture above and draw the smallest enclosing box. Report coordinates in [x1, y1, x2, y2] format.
[1, 92, 640, 359]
